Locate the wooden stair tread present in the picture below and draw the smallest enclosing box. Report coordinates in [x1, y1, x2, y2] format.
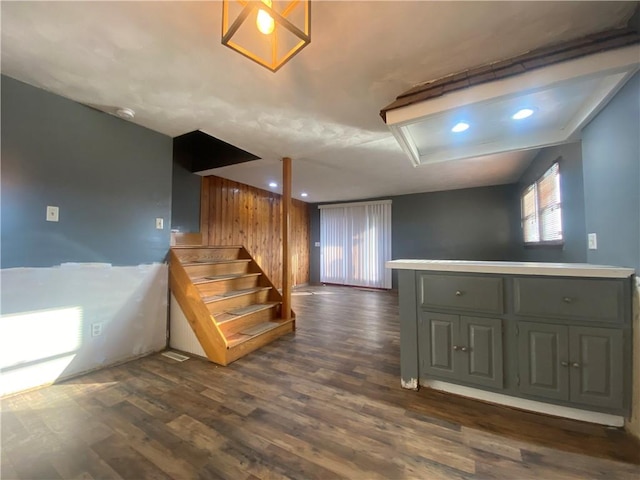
[226, 319, 294, 347]
[202, 286, 271, 303]
[240, 322, 280, 336]
[192, 272, 260, 285]
[214, 302, 280, 324]
[170, 244, 294, 366]
[182, 259, 251, 266]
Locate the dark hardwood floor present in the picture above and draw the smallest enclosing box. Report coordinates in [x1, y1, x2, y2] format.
[2, 285, 639, 479]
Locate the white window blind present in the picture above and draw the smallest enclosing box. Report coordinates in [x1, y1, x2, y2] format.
[521, 162, 563, 243]
[319, 200, 392, 289]
[522, 184, 539, 243]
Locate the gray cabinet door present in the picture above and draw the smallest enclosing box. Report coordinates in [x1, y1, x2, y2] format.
[518, 322, 569, 401]
[569, 326, 623, 409]
[459, 316, 503, 389]
[419, 312, 458, 380]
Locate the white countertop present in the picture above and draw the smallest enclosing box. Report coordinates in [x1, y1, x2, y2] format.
[385, 260, 635, 278]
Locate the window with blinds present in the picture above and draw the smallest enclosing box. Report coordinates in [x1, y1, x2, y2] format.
[521, 162, 563, 244]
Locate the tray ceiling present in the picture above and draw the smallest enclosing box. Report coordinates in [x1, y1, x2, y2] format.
[385, 47, 640, 167]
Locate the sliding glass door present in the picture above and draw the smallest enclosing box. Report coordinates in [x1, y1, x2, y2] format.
[319, 200, 392, 289]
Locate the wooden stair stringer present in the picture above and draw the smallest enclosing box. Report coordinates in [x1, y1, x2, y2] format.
[169, 249, 228, 365]
[170, 245, 295, 365]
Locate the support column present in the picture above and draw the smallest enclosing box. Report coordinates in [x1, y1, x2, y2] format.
[282, 157, 292, 319]
[199, 176, 210, 246]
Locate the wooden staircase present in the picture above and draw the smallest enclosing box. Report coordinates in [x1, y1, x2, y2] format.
[169, 245, 295, 365]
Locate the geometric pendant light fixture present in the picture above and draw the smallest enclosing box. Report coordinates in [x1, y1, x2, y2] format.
[222, 0, 311, 72]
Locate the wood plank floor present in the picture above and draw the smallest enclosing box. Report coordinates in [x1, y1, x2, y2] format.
[2, 285, 639, 479]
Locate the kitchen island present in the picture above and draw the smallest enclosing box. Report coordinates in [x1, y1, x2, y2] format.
[386, 259, 635, 426]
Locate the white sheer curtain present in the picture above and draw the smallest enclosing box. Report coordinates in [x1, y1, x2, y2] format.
[319, 200, 392, 289]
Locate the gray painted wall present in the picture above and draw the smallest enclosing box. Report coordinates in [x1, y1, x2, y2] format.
[0, 75, 173, 395]
[511, 142, 587, 263]
[309, 185, 517, 287]
[392, 186, 516, 263]
[581, 70, 640, 440]
[309, 204, 321, 285]
[171, 159, 201, 233]
[1, 75, 172, 268]
[582, 71, 640, 270]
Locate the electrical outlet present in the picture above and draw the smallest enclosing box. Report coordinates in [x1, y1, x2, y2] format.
[588, 233, 597, 250]
[315, 242, 321, 247]
[46, 206, 59, 222]
[91, 322, 103, 337]
[156, 218, 164, 229]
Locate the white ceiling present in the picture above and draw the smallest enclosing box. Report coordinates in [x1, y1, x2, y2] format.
[1, 1, 637, 202]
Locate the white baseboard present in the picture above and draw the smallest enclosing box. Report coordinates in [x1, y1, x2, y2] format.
[424, 379, 624, 427]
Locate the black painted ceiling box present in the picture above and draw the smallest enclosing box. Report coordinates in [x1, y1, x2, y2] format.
[173, 130, 260, 173]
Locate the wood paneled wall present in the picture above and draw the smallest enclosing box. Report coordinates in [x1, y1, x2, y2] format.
[200, 176, 310, 289]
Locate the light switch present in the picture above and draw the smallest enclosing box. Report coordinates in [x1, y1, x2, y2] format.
[156, 218, 164, 230]
[588, 233, 597, 250]
[46, 206, 59, 222]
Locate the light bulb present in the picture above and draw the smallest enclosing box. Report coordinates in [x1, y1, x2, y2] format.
[256, 0, 275, 35]
[451, 122, 470, 133]
[512, 108, 535, 120]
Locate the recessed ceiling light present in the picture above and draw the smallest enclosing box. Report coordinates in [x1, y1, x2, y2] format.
[301, 192, 308, 197]
[451, 122, 470, 133]
[115, 107, 135, 120]
[268, 182, 278, 188]
[512, 108, 535, 120]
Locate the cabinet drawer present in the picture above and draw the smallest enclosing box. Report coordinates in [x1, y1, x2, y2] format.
[420, 274, 504, 314]
[514, 277, 623, 323]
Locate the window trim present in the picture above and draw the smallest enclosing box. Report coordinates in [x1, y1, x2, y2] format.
[521, 160, 564, 247]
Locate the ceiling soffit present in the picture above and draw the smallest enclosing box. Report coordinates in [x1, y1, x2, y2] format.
[382, 27, 640, 168]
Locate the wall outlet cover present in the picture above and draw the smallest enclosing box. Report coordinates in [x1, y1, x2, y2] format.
[91, 322, 103, 337]
[46, 206, 59, 222]
[588, 233, 598, 250]
[156, 218, 164, 229]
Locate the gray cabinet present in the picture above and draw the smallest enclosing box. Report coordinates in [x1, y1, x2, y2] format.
[420, 312, 503, 389]
[518, 322, 623, 409]
[400, 269, 632, 417]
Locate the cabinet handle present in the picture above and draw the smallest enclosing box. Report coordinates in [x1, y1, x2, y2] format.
[453, 345, 459, 351]
[455, 290, 463, 297]
[562, 297, 573, 303]
[560, 361, 569, 367]
[571, 362, 581, 368]
[460, 346, 469, 352]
